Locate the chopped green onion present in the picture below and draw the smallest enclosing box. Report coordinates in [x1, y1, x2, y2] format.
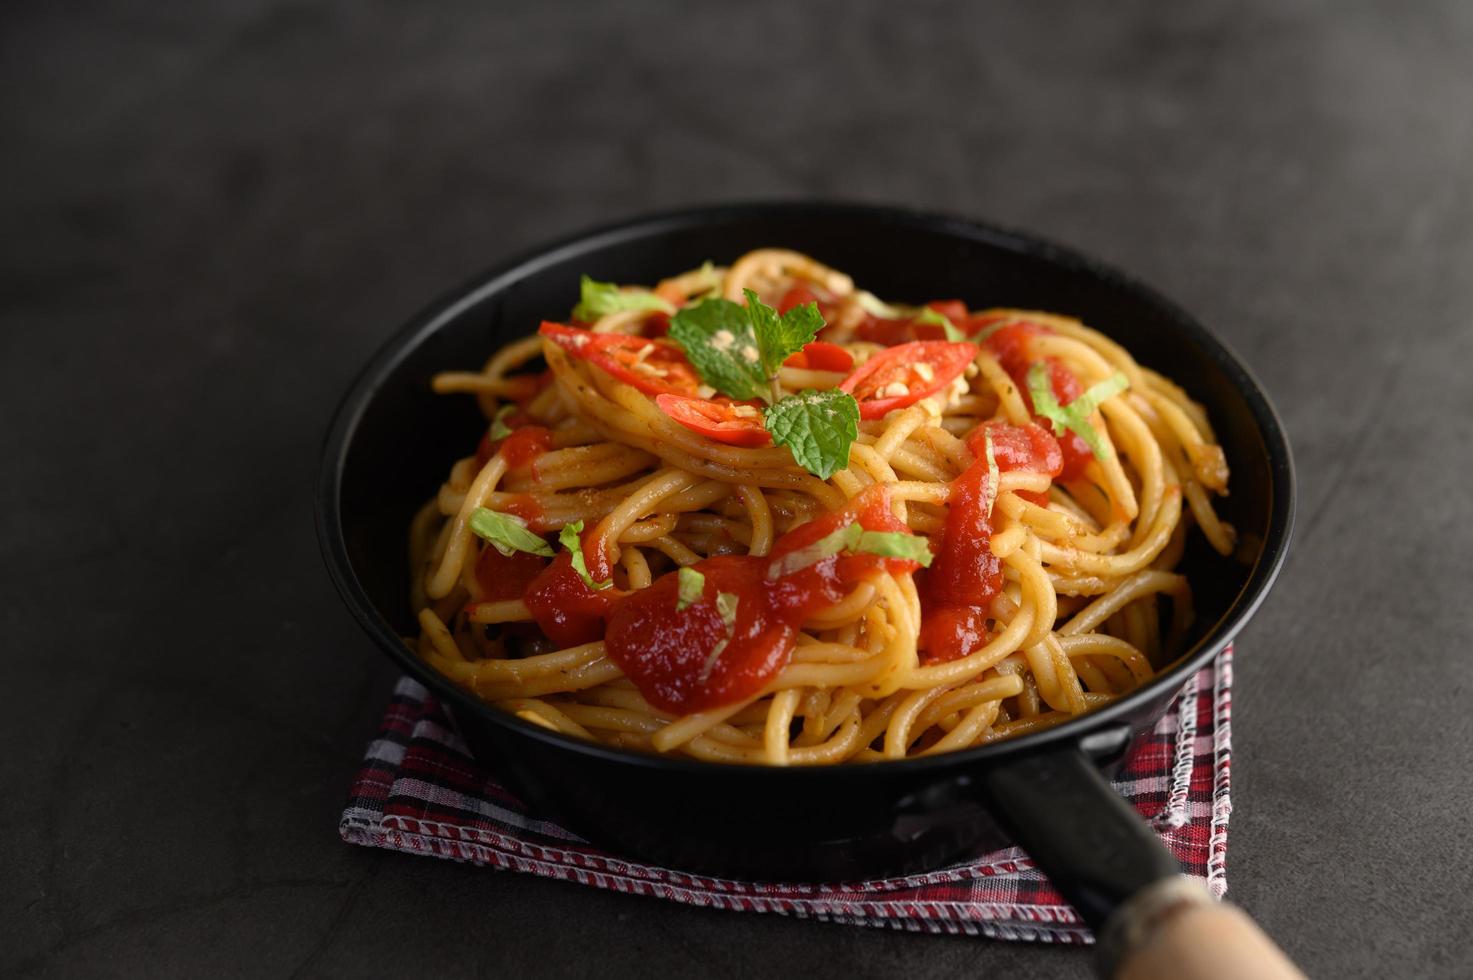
[558, 519, 612, 591]
[914, 306, 969, 343]
[488, 404, 516, 441]
[852, 529, 933, 566]
[766, 521, 932, 580]
[766, 523, 861, 580]
[676, 566, 705, 611]
[972, 318, 1011, 344]
[715, 590, 739, 628]
[699, 591, 740, 681]
[572, 275, 674, 322]
[853, 291, 907, 319]
[469, 508, 554, 558]
[1027, 363, 1130, 460]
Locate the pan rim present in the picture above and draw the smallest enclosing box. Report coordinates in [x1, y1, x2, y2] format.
[315, 199, 1296, 779]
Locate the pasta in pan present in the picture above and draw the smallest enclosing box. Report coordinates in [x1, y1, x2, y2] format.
[409, 249, 1234, 765]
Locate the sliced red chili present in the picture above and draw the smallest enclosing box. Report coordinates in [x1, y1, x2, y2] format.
[839, 341, 977, 420]
[783, 341, 854, 373]
[538, 321, 701, 397]
[654, 394, 771, 447]
[777, 285, 821, 313]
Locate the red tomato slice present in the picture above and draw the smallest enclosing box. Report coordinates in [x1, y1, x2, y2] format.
[839, 341, 977, 420]
[783, 341, 854, 372]
[539, 321, 700, 397]
[654, 394, 772, 447]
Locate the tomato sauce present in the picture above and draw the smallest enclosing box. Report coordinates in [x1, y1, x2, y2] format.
[600, 486, 921, 714]
[641, 312, 671, 338]
[500, 370, 553, 405]
[474, 547, 548, 602]
[498, 494, 544, 529]
[501, 425, 552, 470]
[917, 421, 1062, 664]
[983, 322, 1093, 479]
[523, 529, 618, 648]
[849, 300, 974, 345]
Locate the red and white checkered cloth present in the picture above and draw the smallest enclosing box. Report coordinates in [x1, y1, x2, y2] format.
[341, 646, 1233, 944]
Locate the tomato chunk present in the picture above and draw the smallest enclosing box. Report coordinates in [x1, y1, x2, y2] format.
[474, 547, 548, 603]
[839, 341, 977, 419]
[539, 321, 701, 397]
[655, 394, 772, 447]
[601, 486, 922, 714]
[474, 411, 549, 469]
[604, 555, 795, 714]
[982, 322, 1094, 479]
[522, 529, 618, 648]
[918, 421, 1064, 663]
[965, 420, 1063, 478]
[852, 300, 972, 345]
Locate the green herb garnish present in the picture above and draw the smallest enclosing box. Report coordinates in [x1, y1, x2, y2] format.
[914, 306, 969, 342]
[852, 529, 934, 564]
[762, 388, 860, 481]
[488, 404, 516, 441]
[676, 566, 705, 611]
[558, 519, 612, 591]
[668, 288, 824, 402]
[666, 289, 858, 480]
[572, 275, 675, 322]
[698, 591, 741, 681]
[1027, 363, 1130, 460]
[766, 521, 932, 580]
[469, 508, 554, 558]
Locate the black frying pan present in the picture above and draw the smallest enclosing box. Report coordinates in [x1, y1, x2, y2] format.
[316, 202, 1294, 954]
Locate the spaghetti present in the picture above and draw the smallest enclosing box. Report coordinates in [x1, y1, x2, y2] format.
[410, 249, 1235, 765]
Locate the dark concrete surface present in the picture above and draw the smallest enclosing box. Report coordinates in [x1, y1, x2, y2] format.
[4, 1, 1471, 977]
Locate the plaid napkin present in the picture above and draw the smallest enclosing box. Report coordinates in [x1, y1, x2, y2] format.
[341, 646, 1233, 944]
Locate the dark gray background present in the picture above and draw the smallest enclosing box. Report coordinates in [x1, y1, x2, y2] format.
[5, 1, 1470, 977]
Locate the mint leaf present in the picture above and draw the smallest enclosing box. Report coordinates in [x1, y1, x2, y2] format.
[469, 508, 554, 558]
[668, 298, 768, 401]
[668, 291, 826, 404]
[763, 389, 859, 480]
[572, 275, 674, 322]
[1027, 363, 1128, 460]
[488, 404, 515, 440]
[744, 288, 823, 374]
[851, 529, 933, 566]
[558, 519, 612, 591]
[914, 306, 968, 342]
[676, 566, 705, 611]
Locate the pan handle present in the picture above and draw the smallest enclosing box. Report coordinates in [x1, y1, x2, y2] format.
[978, 746, 1304, 979]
